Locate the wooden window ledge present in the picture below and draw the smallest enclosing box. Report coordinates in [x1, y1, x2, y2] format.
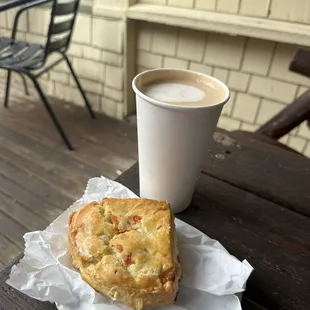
[124, 4, 310, 47]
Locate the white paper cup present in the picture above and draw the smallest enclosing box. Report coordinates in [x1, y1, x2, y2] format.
[132, 69, 230, 213]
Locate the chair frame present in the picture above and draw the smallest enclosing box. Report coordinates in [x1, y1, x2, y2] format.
[254, 48, 310, 140]
[0, 0, 95, 150]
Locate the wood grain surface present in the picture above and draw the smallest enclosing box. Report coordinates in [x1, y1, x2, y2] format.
[1, 88, 309, 310]
[0, 87, 138, 266]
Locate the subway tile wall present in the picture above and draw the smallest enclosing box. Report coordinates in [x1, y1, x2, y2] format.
[0, 9, 125, 120]
[139, 0, 310, 24]
[136, 21, 310, 156]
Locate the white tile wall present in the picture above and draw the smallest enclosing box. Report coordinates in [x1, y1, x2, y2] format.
[239, 0, 270, 17]
[137, 51, 162, 68]
[101, 51, 124, 67]
[195, 0, 217, 11]
[163, 57, 188, 69]
[152, 24, 178, 56]
[297, 121, 310, 140]
[304, 142, 310, 157]
[105, 65, 123, 90]
[73, 15, 92, 45]
[204, 34, 245, 70]
[73, 58, 106, 82]
[137, 23, 153, 51]
[242, 39, 275, 75]
[83, 46, 102, 61]
[168, 0, 193, 8]
[104, 87, 124, 101]
[177, 29, 206, 62]
[249, 76, 297, 104]
[213, 68, 228, 83]
[228, 71, 250, 92]
[269, 44, 310, 87]
[101, 97, 118, 118]
[287, 136, 307, 153]
[269, 0, 310, 24]
[92, 18, 124, 53]
[218, 116, 241, 130]
[232, 93, 260, 123]
[70, 77, 102, 95]
[222, 91, 236, 116]
[189, 62, 212, 75]
[216, 0, 240, 14]
[256, 99, 284, 125]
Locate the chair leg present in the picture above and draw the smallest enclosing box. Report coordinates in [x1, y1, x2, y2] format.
[30, 76, 74, 151]
[62, 53, 95, 119]
[20, 73, 30, 96]
[4, 70, 12, 108]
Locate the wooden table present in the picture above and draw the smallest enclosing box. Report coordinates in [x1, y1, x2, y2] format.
[1, 130, 310, 310]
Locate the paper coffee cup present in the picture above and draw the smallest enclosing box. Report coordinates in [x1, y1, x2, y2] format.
[132, 69, 230, 213]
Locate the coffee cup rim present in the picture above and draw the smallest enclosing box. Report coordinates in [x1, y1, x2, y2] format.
[132, 68, 230, 110]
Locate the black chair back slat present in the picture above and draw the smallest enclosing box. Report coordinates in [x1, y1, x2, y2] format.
[51, 18, 74, 35]
[54, 0, 78, 15]
[47, 35, 70, 53]
[45, 0, 80, 55]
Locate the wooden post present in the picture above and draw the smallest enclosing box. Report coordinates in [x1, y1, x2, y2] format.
[92, 0, 137, 118]
[124, 0, 138, 116]
[124, 17, 137, 116]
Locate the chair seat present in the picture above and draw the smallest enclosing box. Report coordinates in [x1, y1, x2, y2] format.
[0, 38, 44, 70]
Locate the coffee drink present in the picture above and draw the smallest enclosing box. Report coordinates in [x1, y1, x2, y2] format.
[138, 70, 226, 107]
[132, 68, 230, 213]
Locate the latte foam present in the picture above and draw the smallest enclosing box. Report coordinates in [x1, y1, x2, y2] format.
[143, 82, 206, 104]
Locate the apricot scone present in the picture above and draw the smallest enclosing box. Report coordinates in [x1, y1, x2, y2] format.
[68, 198, 181, 310]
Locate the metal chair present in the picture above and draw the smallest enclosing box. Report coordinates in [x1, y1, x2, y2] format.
[0, 0, 95, 150]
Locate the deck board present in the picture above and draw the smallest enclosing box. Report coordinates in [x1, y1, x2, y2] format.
[0, 82, 138, 266]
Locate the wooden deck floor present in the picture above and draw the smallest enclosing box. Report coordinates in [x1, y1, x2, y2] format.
[0, 81, 138, 268]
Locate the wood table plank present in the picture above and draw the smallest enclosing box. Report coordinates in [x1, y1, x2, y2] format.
[0, 254, 56, 310]
[1, 92, 307, 309]
[118, 165, 310, 310]
[0, 123, 102, 182]
[0, 211, 27, 250]
[0, 97, 137, 167]
[242, 298, 269, 310]
[203, 130, 310, 217]
[0, 190, 49, 232]
[0, 92, 138, 266]
[0, 145, 83, 200]
[0, 235, 20, 268]
[5, 160, 308, 309]
[0, 113, 136, 179]
[0, 159, 74, 209]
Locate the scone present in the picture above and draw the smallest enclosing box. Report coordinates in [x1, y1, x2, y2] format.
[68, 198, 181, 310]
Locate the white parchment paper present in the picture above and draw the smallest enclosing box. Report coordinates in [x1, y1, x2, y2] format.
[7, 177, 253, 310]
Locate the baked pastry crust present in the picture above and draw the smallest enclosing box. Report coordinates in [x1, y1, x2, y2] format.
[68, 198, 181, 310]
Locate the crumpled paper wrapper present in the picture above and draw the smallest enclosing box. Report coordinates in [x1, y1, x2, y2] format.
[7, 177, 253, 310]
